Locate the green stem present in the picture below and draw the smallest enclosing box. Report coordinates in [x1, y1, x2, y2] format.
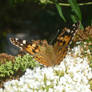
[47, 1, 92, 6]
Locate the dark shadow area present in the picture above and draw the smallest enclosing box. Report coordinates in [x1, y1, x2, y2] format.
[0, 0, 92, 55]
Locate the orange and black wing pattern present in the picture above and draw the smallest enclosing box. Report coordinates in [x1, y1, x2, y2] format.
[10, 38, 55, 66]
[10, 22, 80, 66]
[54, 22, 80, 65]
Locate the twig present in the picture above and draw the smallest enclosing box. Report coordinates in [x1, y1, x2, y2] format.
[47, 1, 92, 6]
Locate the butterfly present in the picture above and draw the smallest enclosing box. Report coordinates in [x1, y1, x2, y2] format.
[10, 22, 80, 66]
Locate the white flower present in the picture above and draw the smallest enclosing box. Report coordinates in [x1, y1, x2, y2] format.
[48, 88, 53, 92]
[0, 88, 3, 92]
[54, 85, 64, 92]
[0, 46, 92, 92]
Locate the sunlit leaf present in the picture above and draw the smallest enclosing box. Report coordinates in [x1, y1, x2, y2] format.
[55, 3, 66, 22]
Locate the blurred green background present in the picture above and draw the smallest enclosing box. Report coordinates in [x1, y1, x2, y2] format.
[0, 0, 92, 54]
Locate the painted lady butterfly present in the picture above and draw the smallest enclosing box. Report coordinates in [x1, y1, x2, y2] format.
[10, 22, 80, 66]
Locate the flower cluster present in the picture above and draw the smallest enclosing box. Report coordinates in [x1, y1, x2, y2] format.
[0, 45, 92, 92]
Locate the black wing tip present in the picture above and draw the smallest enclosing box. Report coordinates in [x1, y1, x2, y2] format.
[9, 37, 18, 43]
[73, 21, 80, 27]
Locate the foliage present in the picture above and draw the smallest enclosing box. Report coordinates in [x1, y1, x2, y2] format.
[79, 39, 92, 68]
[55, 0, 66, 22]
[89, 79, 92, 90]
[0, 54, 40, 78]
[39, 0, 92, 25]
[1, 0, 92, 24]
[68, 0, 82, 22]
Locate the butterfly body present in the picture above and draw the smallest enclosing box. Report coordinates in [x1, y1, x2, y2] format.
[10, 22, 79, 66]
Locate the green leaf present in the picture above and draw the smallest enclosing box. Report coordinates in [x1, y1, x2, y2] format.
[71, 14, 77, 23]
[43, 74, 47, 86]
[0, 54, 39, 78]
[55, 3, 66, 22]
[68, 0, 82, 21]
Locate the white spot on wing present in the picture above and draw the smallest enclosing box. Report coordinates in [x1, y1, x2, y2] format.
[66, 29, 70, 33]
[20, 44, 23, 46]
[15, 38, 19, 41]
[72, 24, 75, 27]
[71, 30, 74, 33]
[23, 40, 26, 44]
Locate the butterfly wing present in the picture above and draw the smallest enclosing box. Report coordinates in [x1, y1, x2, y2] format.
[10, 22, 80, 66]
[54, 22, 80, 65]
[10, 38, 55, 66]
[10, 38, 41, 54]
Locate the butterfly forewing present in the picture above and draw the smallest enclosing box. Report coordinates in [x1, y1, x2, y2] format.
[54, 22, 80, 65]
[10, 38, 42, 55]
[10, 38, 56, 66]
